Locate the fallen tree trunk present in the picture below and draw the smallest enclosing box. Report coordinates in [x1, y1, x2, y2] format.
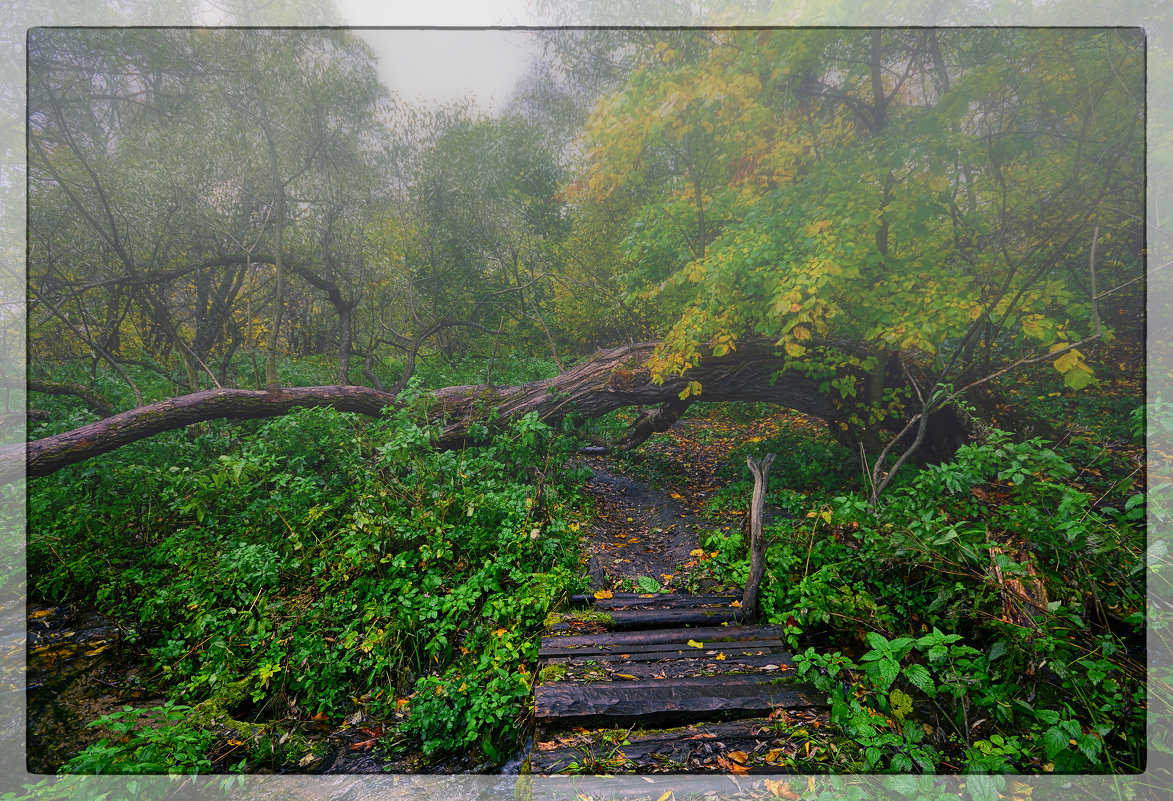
[2, 339, 964, 484]
[3, 385, 398, 482]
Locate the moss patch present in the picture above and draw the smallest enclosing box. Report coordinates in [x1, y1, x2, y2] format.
[538, 663, 569, 684]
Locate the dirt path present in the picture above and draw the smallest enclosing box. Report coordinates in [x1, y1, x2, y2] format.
[578, 408, 796, 593]
[533, 408, 838, 777]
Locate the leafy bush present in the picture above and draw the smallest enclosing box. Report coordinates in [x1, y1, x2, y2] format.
[28, 398, 589, 771]
[63, 703, 215, 774]
[700, 428, 1145, 774]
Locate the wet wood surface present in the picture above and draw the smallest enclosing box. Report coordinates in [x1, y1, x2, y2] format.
[531, 592, 827, 774]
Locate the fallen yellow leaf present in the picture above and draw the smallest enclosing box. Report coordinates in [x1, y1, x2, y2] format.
[687, 639, 704, 648]
[656, 792, 673, 801]
[594, 589, 613, 599]
[731, 600, 742, 607]
[715, 653, 726, 660]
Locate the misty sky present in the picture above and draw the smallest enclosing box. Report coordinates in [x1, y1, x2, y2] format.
[352, 28, 541, 113]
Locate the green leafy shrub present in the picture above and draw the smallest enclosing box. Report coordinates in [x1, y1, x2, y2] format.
[698, 428, 1145, 774]
[29, 396, 588, 771]
[62, 703, 215, 775]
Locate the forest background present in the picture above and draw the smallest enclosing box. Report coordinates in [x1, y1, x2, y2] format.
[2, 1, 1173, 801]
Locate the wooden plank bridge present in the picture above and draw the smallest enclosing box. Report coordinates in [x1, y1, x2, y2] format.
[528, 591, 830, 775]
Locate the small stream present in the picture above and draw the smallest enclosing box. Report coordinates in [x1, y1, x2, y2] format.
[26, 602, 163, 773]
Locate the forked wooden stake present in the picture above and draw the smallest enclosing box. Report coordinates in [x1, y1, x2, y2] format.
[741, 453, 776, 621]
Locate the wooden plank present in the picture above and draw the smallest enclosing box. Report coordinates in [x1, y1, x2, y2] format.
[549, 652, 794, 682]
[541, 623, 786, 650]
[571, 592, 739, 606]
[530, 717, 794, 774]
[542, 640, 788, 662]
[548, 604, 740, 634]
[594, 594, 742, 610]
[608, 606, 741, 630]
[535, 675, 822, 726]
[540, 639, 789, 660]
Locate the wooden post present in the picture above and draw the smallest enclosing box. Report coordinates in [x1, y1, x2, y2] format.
[741, 453, 775, 622]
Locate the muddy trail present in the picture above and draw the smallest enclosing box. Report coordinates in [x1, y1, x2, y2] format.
[578, 408, 796, 595]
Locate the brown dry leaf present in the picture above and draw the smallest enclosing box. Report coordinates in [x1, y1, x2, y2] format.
[716, 755, 748, 774]
[726, 750, 749, 765]
[764, 779, 800, 800]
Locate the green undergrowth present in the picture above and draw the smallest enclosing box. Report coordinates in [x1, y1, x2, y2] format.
[26, 383, 589, 772]
[697, 411, 1150, 775]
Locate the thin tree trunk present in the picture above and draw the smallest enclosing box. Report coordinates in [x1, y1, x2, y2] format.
[24, 378, 113, 417]
[260, 107, 285, 390]
[337, 303, 353, 385]
[741, 453, 776, 621]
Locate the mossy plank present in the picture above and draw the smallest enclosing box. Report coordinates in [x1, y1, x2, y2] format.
[535, 675, 822, 727]
[553, 652, 794, 682]
[540, 623, 786, 651]
[540, 638, 789, 661]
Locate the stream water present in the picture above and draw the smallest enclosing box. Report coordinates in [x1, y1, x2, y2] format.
[26, 602, 163, 774]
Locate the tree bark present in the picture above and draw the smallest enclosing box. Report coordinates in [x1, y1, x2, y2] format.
[5, 385, 396, 483]
[4, 338, 964, 484]
[740, 453, 775, 621]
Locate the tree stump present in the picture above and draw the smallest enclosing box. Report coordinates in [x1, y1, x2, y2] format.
[741, 453, 775, 621]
